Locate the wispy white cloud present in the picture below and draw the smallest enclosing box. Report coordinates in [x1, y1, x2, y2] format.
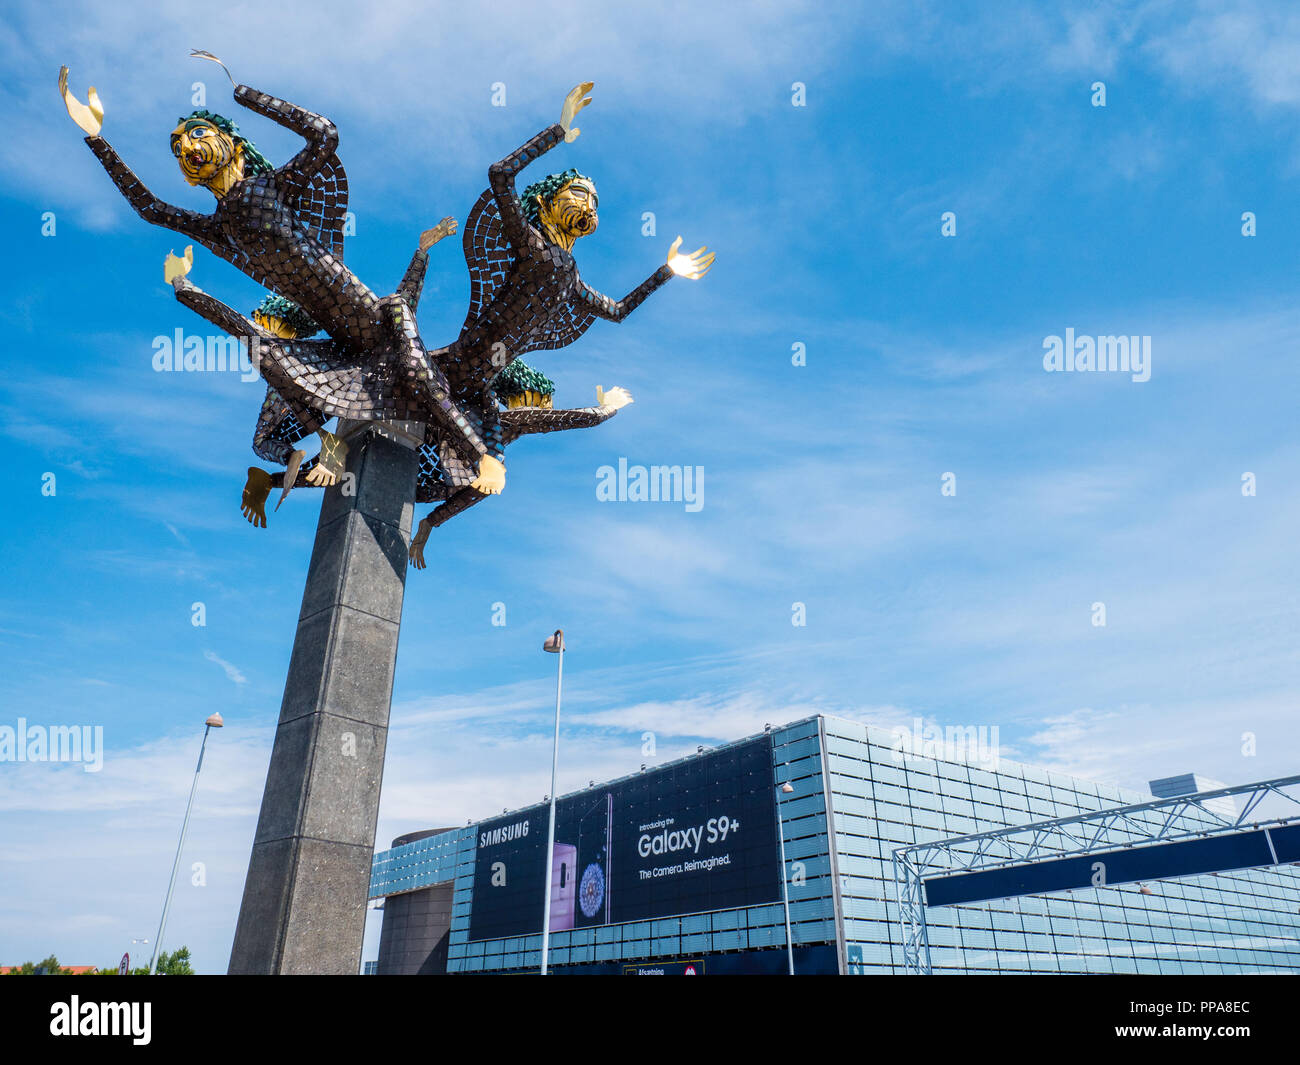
[4, 0, 848, 228]
[0, 722, 270, 970]
[203, 650, 246, 685]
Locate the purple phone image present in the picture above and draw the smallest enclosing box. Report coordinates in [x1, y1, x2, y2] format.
[549, 843, 577, 931]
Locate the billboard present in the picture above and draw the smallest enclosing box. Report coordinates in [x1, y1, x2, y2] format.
[469, 737, 781, 942]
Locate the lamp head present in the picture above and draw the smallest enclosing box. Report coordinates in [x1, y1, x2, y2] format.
[543, 629, 565, 654]
[205, 713, 224, 728]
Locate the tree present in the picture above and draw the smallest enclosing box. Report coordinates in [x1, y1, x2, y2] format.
[153, 947, 195, 975]
[90, 946, 195, 976]
[4, 955, 73, 975]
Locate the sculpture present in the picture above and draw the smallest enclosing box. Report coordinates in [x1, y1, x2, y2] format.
[58, 62, 502, 493]
[56, 54, 720, 974]
[409, 364, 635, 565]
[422, 81, 714, 499]
[160, 220, 459, 525]
[58, 59, 713, 538]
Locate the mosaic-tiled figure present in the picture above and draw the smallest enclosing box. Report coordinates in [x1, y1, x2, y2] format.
[409, 364, 635, 562]
[247, 341, 633, 535]
[58, 64, 500, 494]
[163, 222, 458, 526]
[58, 65, 712, 537]
[423, 82, 714, 498]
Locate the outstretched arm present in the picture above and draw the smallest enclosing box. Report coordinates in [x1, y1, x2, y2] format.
[396, 218, 459, 312]
[577, 265, 673, 322]
[395, 249, 430, 312]
[59, 67, 216, 243]
[485, 80, 594, 249]
[233, 84, 338, 179]
[488, 123, 566, 249]
[501, 387, 632, 444]
[578, 236, 713, 321]
[165, 250, 316, 416]
[85, 137, 217, 242]
[170, 274, 259, 339]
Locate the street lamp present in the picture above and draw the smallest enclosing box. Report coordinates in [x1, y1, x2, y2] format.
[540, 630, 564, 976]
[149, 712, 223, 975]
[127, 937, 148, 970]
[778, 778, 795, 975]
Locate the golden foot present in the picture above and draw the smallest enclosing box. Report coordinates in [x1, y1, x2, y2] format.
[469, 455, 506, 495]
[307, 429, 347, 487]
[241, 467, 272, 528]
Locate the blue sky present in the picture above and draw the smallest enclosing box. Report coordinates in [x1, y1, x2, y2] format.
[2, 0, 1299, 973]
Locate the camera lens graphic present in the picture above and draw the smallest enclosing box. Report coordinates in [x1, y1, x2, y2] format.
[579, 862, 605, 918]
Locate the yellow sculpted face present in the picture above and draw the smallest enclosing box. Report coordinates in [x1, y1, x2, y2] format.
[170, 118, 242, 188]
[543, 179, 599, 242]
[253, 311, 298, 339]
[505, 390, 554, 409]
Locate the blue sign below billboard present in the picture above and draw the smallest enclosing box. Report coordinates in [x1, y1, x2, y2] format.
[924, 824, 1300, 907]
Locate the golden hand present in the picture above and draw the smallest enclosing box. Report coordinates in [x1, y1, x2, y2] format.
[667, 236, 715, 279]
[409, 516, 433, 570]
[469, 454, 506, 495]
[58, 66, 104, 136]
[560, 81, 594, 144]
[596, 386, 634, 410]
[419, 217, 458, 252]
[163, 246, 194, 286]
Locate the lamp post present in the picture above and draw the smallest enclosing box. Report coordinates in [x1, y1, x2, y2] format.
[150, 713, 223, 975]
[778, 779, 795, 975]
[540, 629, 564, 976]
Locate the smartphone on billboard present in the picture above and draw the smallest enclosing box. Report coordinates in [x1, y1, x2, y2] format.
[549, 842, 577, 931]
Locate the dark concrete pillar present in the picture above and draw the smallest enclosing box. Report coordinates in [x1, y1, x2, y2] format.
[376, 882, 456, 975]
[228, 420, 422, 974]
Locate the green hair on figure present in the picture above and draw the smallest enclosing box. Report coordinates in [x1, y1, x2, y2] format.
[521, 168, 593, 228]
[253, 294, 320, 337]
[492, 359, 556, 401]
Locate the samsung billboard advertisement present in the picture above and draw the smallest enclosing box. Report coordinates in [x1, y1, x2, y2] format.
[469, 737, 781, 942]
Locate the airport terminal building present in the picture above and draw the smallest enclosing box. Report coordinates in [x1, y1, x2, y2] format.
[368, 715, 1300, 974]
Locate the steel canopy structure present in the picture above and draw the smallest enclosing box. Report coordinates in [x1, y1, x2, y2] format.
[893, 774, 1300, 975]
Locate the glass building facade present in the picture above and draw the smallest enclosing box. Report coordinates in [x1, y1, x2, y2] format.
[368, 715, 1300, 974]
